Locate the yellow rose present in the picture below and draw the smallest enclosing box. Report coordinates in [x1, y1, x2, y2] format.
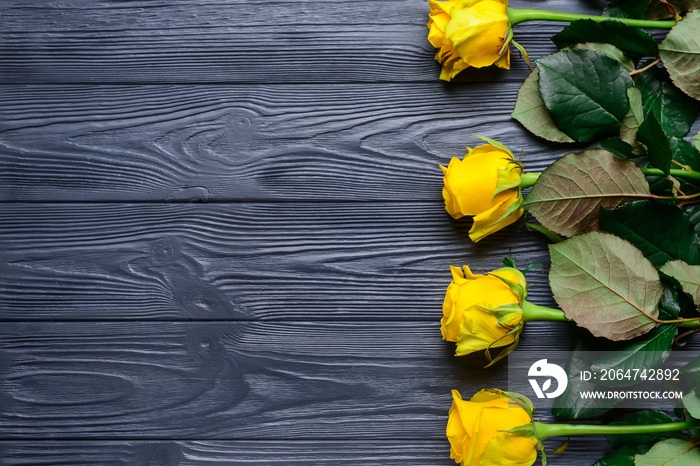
[440, 142, 524, 242]
[447, 389, 538, 466]
[427, 0, 511, 80]
[441, 265, 526, 364]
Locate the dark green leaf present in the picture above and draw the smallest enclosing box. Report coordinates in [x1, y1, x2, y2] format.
[680, 356, 700, 394]
[607, 410, 688, 449]
[672, 137, 700, 169]
[659, 276, 689, 319]
[670, 137, 700, 192]
[637, 114, 673, 175]
[606, 0, 651, 19]
[659, 10, 700, 100]
[594, 444, 652, 466]
[637, 64, 699, 138]
[552, 340, 618, 419]
[511, 67, 575, 143]
[538, 49, 634, 142]
[553, 19, 658, 59]
[590, 324, 676, 387]
[599, 200, 700, 266]
[601, 137, 637, 159]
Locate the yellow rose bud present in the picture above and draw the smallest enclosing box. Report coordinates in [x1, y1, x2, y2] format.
[447, 389, 538, 466]
[441, 265, 526, 364]
[427, 0, 511, 80]
[440, 142, 524, 242]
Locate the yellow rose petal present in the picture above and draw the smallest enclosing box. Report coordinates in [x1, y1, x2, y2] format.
[455, 306, 517, 355]
[481, 432, 538, 466]
[442, 148, 515, 217]
[468, 192, 523, 242]
[445, 1, 510, 69]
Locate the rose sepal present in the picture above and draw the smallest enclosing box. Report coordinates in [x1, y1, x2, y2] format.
[484, 388, 535, 417]
[470, 134, 515, 156]
[489, 266, 527, 301]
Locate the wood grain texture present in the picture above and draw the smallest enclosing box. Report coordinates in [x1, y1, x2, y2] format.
[0, 84, 582, 202]
[0, 0, 606, 84]
[0, 440, 457, 465]
[0, 321, 616, 439]
[2, 1, 694, 464]
[0, 202, 556, 320]
[0, 439, 614, 465]
[0, 323, 695, 455]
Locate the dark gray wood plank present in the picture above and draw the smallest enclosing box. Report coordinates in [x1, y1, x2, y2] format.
[0, 440, 457, 465]
[0, 84, 578, 202]
[0, 202, 556, 320]
[0, 0, 605, 84]
[0, 321, 580, 439]
[1, 322, 695, 442]
[0, 439, 610, 465]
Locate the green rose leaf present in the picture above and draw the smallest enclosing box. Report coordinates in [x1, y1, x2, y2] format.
[608, 410, 688, 449]
[552, 19, 658, 59]
[693, 129, 700, 150]
[549, 231, 663, 340]
[679, 356, 700, 393]
[590, 324, 676, 387]
[522, 149, 651, 237]
[511, 67, 575, 143]
[683, 390, 700, 419]
[637, 114, 673, 175]
[552, 340, 618, 419]
[571, 42, 636, 72]
[594, 445, 652, 466]
[670, 138, 700, 192]
[599, 200, 700, 267]
[538, 49, 634, 142]
[637, 65, 699, 138]
[659, 276, 697, 319]
[620, 87, 645, 149]
[605, 0, 651, 20]
[634, 439, 700, 465]
[659, 10, 700, 100]
[601, 137, 637, 159]
[660, 260, 700, 305]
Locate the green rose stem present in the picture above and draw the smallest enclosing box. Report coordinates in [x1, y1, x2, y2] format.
[643, 168, 700, 181]
[533, 420, 700, 441]
[520, 301, 700, 327]
[507, 8, 676, 29]
[520, 172, 539, 189]
[521, 300, 568, 322]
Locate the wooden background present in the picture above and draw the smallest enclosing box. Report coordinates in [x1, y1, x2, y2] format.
[1, 0, 698, 464]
